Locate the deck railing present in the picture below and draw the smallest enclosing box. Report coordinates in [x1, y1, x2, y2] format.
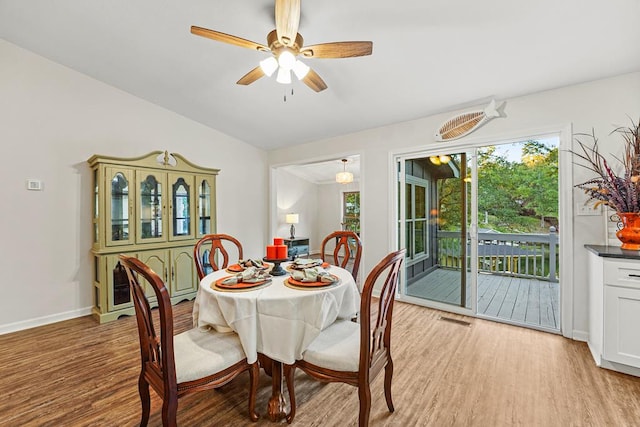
[437, 229, 559, 282]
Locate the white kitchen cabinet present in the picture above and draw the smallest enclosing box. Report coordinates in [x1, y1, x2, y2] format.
[587, 246, 640, 376]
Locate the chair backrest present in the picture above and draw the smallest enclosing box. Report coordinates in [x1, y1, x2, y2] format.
[358, 249, 405, 380]
[118, 254, 178, 394]
[320, 231, 363, 282]
[194, 234, 244, 279]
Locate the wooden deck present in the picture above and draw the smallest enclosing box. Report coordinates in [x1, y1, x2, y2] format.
[405, 268, 560, 330]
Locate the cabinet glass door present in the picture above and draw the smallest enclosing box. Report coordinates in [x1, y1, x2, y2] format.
[137, 172, 167, 244]
[197, 177, 213, 237]
[106, 167, 133, 246]
[107, 256, 132, 310]
[169, 174, 195, 241]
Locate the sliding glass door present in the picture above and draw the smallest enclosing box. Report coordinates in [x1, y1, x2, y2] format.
[396, 137, 560, 331]
[398, 152, 474, 311]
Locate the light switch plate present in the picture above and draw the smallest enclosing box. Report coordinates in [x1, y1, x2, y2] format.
[26, 179, 43, 191]
[576, 202, 601, 216]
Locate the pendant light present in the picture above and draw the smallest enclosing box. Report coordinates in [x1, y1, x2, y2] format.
[336, 159, 353, 184]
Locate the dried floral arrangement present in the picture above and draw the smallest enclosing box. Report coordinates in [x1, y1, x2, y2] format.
[573, 117, 640, 213]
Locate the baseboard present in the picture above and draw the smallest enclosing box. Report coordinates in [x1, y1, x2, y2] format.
[0, 306, 93, 335]
[572, 330, 589, 342]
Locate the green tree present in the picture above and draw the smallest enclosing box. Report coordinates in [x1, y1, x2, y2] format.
[516, 141, 558, 227]
[477, 147, 522, 227]
[435, 141, 558, 233]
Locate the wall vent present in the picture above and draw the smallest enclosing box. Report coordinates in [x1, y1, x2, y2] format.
[439, 316, 471, 326]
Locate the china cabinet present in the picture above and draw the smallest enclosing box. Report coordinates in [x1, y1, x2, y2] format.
[89, 151, 218, 323]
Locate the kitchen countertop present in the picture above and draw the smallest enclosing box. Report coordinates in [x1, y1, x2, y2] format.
[585, 244, 640, 260]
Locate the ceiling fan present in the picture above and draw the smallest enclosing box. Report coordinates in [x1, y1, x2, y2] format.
[191, 0, 373, 92]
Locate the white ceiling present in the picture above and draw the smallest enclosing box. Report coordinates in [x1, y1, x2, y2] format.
[1, 0, 640, 153]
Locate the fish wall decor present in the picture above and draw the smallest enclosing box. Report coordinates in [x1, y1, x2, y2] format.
[435, 99, 503, 141]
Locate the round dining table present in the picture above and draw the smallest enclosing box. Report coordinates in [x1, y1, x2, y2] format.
[192, 261, 360, 421]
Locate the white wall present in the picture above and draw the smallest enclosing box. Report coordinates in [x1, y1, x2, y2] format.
[316, 181, 360, 253]
[268, 72, 640, 340]
[0, 41, 268, 332]
[275, 169, 319, 246]
[275, 169, 360, 254]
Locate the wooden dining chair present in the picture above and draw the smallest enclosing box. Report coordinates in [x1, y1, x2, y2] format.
[284, 248, 406, 426]
[320, 230, 363, 282]
[194, 234, 244, 279]
[118, 254, 260, 426]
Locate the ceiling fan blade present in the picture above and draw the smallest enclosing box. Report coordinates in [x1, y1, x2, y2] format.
[301, 68, 327, 92]
[191, 26, 269, 52]
[300, 41, 373, 59]
[275, 0, 300, 47]
[236, 66, 266, 85]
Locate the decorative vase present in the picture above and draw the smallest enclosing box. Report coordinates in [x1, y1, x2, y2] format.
[616, 212, 640, 250]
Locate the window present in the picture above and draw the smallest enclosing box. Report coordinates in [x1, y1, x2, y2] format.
[342, 191, 360, 233]
[405, 176, 428, 259]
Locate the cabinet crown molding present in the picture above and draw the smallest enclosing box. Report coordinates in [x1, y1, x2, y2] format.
[88, 150, 220, 175]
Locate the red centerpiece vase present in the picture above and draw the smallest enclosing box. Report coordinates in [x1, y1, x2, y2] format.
[616, 212, 640, 250]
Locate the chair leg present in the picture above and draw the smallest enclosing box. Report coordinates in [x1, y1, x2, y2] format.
[162, 396, 178, 427]
[138, 376, 150, 427]
[248, 362, 260, 422]
[358, 383, 371, 427]
[384, 359, 395, 413]
[284, 364, 297, 424]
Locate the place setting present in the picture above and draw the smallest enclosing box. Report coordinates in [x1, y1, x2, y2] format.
[287, 258, 330, 271]
[285, 265, 340, 290]
[212, 266, 273, 292]
[225, 258, 270, 273]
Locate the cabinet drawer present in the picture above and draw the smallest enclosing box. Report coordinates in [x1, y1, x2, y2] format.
[603, 258, 640, 289]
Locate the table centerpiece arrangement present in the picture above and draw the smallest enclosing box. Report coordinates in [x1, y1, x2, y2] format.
[264, 237, 289, 275]
[574, 117, 640, 249]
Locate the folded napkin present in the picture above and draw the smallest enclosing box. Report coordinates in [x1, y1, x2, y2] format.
[238, 259, 266, 269]
[290, 267, 336, 283]
[222, 267, 270, 285]
[292, 258, 324, 269]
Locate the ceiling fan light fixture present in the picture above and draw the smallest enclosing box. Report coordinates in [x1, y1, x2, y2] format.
[260, 57, 279, 77]
[276, 67, 292, 84]
[292, 60, 310, 79]
[278, 49, 296, 70]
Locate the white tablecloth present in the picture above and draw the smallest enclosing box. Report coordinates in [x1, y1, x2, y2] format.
[192, 263, 360, 364]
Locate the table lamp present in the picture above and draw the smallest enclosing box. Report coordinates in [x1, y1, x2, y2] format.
[286, 213, 299, 239]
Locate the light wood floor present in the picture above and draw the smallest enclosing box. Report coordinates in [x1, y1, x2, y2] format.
[2, 300, 640, 426]
[407, 269, 560, 330]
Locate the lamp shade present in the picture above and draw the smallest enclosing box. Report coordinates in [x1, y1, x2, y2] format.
[285, 213, 299, 224]
[336, 171, 354, 184]
[292, 60, 310, 79]
[276, 67, 291, 84]
[278, 50, 296, 70]
[259, 57, 278, 77]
